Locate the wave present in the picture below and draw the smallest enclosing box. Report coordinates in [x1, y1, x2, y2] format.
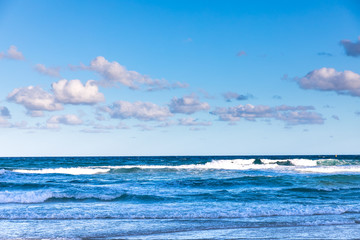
[104, 159, 280, 171]
[1, 203, 359, 219]
[0, 190, 54, 203]
[13, 167, 110, 175]
[296, 166, 360, 173]
[0, 190, 170, 204]
[9, 158, 360, 175]
[104, 158, 356, 172]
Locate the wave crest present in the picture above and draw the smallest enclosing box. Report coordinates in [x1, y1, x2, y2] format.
[13, 167, 110, 175]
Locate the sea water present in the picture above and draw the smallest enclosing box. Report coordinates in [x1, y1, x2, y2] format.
[1, 155, 360, 239]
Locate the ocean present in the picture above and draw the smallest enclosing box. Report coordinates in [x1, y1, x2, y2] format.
[1, 155, 360, 239]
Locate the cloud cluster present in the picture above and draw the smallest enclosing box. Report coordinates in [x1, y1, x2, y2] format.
[169, 94, 210, 114]
[52, 79, 105, 105]
[7, 86, 63, 112]
[0, 107, 28, 129]
[8, 79, 105, 115]
[5, 49, 338, 132]
[211, 104, 324, 125]
[223, 91, 253, 102]
[46, 114, 83, 129]
[340, 37, 360, 57]
[35, 64, 60, 77]
[102, 101, 172, 121]
[297, 68, 360, 97]
[0, 45, 24, 60]
[80, 56, 188, 91]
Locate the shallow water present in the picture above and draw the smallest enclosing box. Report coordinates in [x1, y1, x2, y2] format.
[1, 155, 360, 239]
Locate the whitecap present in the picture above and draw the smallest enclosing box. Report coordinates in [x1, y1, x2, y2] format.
[13, 167, 110, 175]
[296, 166, 360, 174]
[0, 190, 53, 203]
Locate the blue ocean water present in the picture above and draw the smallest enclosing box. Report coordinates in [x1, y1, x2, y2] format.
[1, 155, 360, 239]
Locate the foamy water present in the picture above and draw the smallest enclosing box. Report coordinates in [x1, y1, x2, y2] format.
[13, 167, 110, 175]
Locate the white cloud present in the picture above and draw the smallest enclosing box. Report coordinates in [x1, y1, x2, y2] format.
[0, 45, 24, 60]
[7, 86, 63, 111]
[340, 37, 360, 57]
[169, 94, 210, 114]
[275, 111, 324, 125]
[211, 104, 324, 125]
[35, 64, 60, 77]
[297, 68, 360, 97]
[178, 117, 212, 126]
[212, 104, 273, 121]
[47, 114, 83, 128]
[103, 101, 172, 121]
[52, 79, 105, 105]
[274, 105, 314, 111]
[0, 117, 10, 127]
[8, 79, 104, 115]
[223, 92, 253, 102]
[0, 112, 29, 129]
[78, 56, 188, 90]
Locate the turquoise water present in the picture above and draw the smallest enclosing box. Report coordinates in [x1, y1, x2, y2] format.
[1, 155, 360, 239]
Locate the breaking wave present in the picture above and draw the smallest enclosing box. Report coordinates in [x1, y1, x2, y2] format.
[103, 158, 360, 173]
[8, 158, 360, 175]
[0, 190, 168, 204]
[13, 167, 110, 175]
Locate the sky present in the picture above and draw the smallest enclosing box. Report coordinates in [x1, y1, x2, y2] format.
[0, 0, 359, 156]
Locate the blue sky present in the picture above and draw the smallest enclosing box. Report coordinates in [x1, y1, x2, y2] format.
[0, 0, 359, 156]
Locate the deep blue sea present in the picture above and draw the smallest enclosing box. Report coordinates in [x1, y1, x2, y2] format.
[1, 155, 360, 239]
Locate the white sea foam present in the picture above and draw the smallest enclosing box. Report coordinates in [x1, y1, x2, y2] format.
[12, 158, 357, 175]
[107, 159, 306, 171]
[0, 190, 127, 204]
[195, 159, 280, 170]
[106, 159, 283, 171]
[13, 167, 110, 175]
[296, 166, 360, 173]
[0, 190, 54, 203]
[101, 158, 360, 174]
[290, 159, 318, 166]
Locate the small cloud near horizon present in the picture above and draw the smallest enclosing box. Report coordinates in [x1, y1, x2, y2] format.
[223, 92, 254, 102]
[317, 52, 333, 57]
[236, 51, 247, 57]
[0, 45, 24, 60]
[340, 36, 360, 57]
